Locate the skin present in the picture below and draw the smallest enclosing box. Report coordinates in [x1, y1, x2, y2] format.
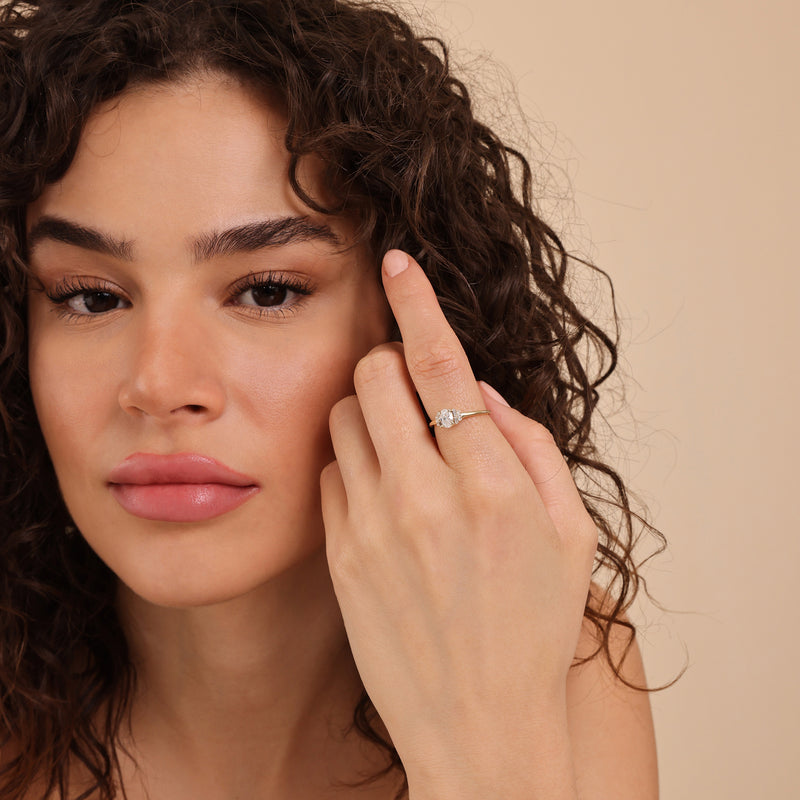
[25, 74, 657, 798]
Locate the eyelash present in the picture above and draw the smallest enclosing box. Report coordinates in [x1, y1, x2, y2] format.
[45, 271, 314, 322]
[227, 271, 313, 318]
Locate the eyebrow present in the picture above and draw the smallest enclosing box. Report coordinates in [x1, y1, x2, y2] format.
[26, 214, 341, 264]
[27, 216, 134, 261]
[191, 217, 341, 262]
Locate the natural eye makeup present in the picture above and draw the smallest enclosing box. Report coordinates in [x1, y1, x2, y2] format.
[40, 269, 317, 323]
[226, 270, 314, 318]
[44, 275, 130, 320]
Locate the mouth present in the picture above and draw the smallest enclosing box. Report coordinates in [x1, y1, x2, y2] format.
[108, 453, 260, 523]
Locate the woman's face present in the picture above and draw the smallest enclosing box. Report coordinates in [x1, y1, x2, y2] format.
[26, 76, 391, 607]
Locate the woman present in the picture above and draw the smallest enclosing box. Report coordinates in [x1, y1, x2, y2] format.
[0, 0, 659, 798]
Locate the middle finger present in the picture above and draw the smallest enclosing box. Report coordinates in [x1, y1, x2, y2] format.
[381, 249, 510, 470]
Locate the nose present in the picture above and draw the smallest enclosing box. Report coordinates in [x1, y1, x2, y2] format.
[118, 310, 226, 422]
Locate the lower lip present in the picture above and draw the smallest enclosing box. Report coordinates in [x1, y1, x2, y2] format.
[109, 483, 259, 523]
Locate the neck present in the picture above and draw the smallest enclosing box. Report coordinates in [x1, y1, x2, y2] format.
[115, 549, 393, 799]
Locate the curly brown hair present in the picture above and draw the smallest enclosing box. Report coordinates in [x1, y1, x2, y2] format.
[0, 0, 662, 797]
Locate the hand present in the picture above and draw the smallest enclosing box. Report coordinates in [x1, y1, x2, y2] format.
[320, 250, 598, 799]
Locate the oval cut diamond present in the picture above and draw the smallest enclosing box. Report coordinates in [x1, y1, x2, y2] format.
[434, 409, 462, 428]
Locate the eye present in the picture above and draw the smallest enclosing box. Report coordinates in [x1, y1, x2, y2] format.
[236, 282, 292, 308]
[66, 290, 125, 314]
[230, 272, 313, 315]
[46, 278, 130, 318]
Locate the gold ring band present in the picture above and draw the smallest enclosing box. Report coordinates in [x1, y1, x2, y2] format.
[429, 409, 491, 429]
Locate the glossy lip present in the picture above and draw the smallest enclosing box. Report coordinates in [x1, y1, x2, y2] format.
[108, 453, 260, 523]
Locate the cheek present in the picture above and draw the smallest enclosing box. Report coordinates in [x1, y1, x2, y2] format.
[231, 300, 390, 472]
[233, 335, 361, 457]
[29, 330, 95, 468]
[29, 327, 120, 461]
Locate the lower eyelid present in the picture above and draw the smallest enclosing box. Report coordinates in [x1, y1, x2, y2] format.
[231, 294, 309, 318]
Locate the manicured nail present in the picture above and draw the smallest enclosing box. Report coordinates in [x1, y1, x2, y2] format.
[383, 249, 410, 277]
[479, 381, 510, 407]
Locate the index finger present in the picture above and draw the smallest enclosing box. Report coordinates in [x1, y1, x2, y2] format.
[381, 249, 509, 468]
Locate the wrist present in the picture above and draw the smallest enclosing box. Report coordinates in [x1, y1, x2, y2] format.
[404, 701, 578, 800]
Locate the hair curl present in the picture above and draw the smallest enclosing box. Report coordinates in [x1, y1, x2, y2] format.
[0, 0, 663, 797]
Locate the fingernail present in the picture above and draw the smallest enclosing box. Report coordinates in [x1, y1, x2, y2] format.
[479, 381, 511, 407]
[383, 249, 409, 277]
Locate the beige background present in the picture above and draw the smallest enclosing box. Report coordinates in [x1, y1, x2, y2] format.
[5, 0, 795, 795]
[408, 0, 799, 797]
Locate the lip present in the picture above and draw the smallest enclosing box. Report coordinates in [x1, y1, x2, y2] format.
[108, 453, 260, 523]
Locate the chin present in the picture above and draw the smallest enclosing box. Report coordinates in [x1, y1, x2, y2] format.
[120, 572, 270, 610]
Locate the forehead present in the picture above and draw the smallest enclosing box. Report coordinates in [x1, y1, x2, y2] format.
[27, 75, 343, 250]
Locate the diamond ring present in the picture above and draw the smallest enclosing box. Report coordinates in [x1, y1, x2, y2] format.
[429, 409, 491, 429]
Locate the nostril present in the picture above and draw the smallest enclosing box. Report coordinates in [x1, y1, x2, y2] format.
[120, 369, 225, 419]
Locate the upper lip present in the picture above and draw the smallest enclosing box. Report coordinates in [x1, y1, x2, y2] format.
[108, 453, 258, 486]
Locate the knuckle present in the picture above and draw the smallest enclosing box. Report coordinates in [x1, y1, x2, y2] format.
[408, 339, 462, 381]
[581, 518, 600, 550]
[354, 345, 404, 389]
[524, 418, 558, 447]
[326, 536, 356, 583]
[319, 459, 339, 486]
[456, 460, 525, 521]
[325, 520, 366, 581]
[469, 466, 521, 506]
[328, 394, 358, 430]
[563, 511, 600, 558]
[327, 520, 388, 588]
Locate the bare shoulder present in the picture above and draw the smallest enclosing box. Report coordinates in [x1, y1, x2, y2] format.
[566, 595, 659, 799]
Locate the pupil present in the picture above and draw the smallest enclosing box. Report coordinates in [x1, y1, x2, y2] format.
[85, 292, 118, 313]
[252, 284, 287, 307]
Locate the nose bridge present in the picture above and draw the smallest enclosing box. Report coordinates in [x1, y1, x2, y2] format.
[120, 302, 224, 419]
